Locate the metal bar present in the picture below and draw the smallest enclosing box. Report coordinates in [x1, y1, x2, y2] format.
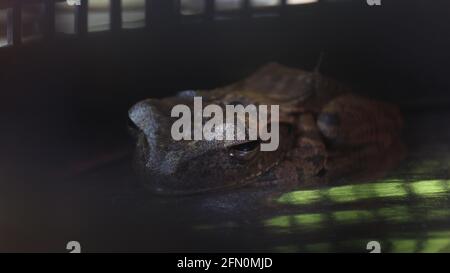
[110, 0, 122, 31]
[280, 0, 288, 17]
[204, 0, 215, 21]
[173, 0, 181, 24]
[241, 0, 251, 19]
[6, 1, 21, 46]
[44, 0, 56, 39]
[145, 0, 151, 28]
[75, 0, 88, 35]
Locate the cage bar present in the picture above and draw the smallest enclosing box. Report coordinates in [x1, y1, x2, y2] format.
[75, 0, 88, 35]
[146, 0, 180, 29]
[279, 0, 289, 17]
[111, 0, 122, 31]
[0, 0, 329, 49]
[241, 0, 251, 19]
[7, 1, 21, 46]
[145, 0, 151, 27]
[44, 0, 56, 38]
[204, 0, 215, 21]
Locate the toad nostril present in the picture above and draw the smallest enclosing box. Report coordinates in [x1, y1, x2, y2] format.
[127, 117, 139, 132]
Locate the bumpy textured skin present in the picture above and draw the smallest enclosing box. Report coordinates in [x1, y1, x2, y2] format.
[128, 63, 405, 195]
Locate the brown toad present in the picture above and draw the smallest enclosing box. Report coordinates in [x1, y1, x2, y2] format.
[128, 63, 405, 195]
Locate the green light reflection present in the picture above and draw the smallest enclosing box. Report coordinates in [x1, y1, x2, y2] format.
[264, 207, 450, 230]
[265, 213, 324, 229]
[277, 179, 450, 206]
[333, 210, 373, 223]
[272, 233, 450, 253]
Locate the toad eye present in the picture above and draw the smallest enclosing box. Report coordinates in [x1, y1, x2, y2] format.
[229, 140, 261, 161]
